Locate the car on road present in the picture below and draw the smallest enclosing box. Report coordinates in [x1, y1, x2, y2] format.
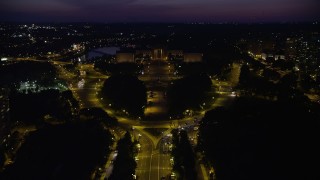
[135, 157, 139, 161]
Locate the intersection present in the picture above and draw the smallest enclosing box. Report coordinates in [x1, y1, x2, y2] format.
[54, 59, 238, 180]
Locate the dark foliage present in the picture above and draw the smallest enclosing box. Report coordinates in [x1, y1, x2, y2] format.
[9, 89, 79, 124]
[262, 68, 281, 81]
[0, 61, 56, 86]
[238, 64, 251, 86]
[101, 75, 147, 117]
[272, 59, 295, 71]
[171, 129, 197, 180]
[300, 73, 316, 92]
[109, 132, 137, 180]
[0, 121, 114, 179]
[175, 62, 205, 76]
[79, 107, 118, 127]
[239, 64, 278, 96]
[202, 42, 240, 76]
[198, 97, 320, 180]
[95, 62, 143, 75]
[0, 146, 5, 169]
[277, 73, 310, 103]
[167, 74, 212, 116]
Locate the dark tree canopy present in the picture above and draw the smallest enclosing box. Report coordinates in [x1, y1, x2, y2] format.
[239, 64, 251, 86]
[0, 61, 57, 86]
[167, 74, 212, 116]
[9, 89, 79, 124]
[0, 121, 114, 179]
[80, 107, 118, 127]
[175, 62, 205, 76]
[109, 132, 137, 180]
[272, 59, 295, 71]
[202, 43, 240, 76]
[0, 147, 5, 169]
[262, 68, 281, 81]
[101, 75, 147, 117]
[171, 129, 197, 180]
[277, 73, 309, 102]
[198, 97, 320, 180]
[238, 64, 278, 97]
[300, 73, 316, 91]
[95, 62, 143, 75]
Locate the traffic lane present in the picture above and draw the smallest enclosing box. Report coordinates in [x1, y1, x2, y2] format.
[159, 153, 171, 180]
[149, 138, 171, 180]
[70, 76, 105, 108]
[103, 150, 118, 179]
[149, 152, 171, 180]
[136, 134, 153, 180]
[150, 151, 160, 180]
[158, 139, 172, 179]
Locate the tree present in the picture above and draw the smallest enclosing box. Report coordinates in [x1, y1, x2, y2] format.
[171, 129, 197, 180]
[239, 64, 251, 86]
[109, 132, 137, 180]
[101, 75, 147, 117]
[272, 59, 294, 71]
[0, 121, 114, 179]
[300, 73, 315, 91]
[95, 62, 143, 75]
[176, 62, 205, 76]
[198, 97, 320, 180]
[179, 131, 197, 180]
[80, 107, 118, 127]
[0, 61, 57, 86]
[277, 73, 302, 102]
[0, 147, 5, 169]
[167, 74, 212, 116]
[9, 90, 79, 124]
[262, 68, 281, 81]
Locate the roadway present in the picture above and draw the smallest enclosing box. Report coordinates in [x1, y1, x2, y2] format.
[134, 128, 171, 180]
[140, 60, 178, 120]
[54, 63, 108, 109]
[53, 59, 238, 180]
[135, 129, 153, 180]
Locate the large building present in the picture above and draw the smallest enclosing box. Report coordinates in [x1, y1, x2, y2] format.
[261, 51, 285, 61]
[116, 52, 135, 63]
[0, 88, 10, 140]
[0, 88, 10, 126]
[116, 48, 202, 63]
[183, 53, 203, 63]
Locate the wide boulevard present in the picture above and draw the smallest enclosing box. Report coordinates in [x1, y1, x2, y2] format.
[53, 59, 239, 180]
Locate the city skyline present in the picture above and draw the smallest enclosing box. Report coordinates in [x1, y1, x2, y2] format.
[1, 0, 320, 23]
[1, 21, 320, 179]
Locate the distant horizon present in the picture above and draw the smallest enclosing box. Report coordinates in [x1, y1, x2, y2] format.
[1, 0, 319, 23]
[1, 21, 319, 24]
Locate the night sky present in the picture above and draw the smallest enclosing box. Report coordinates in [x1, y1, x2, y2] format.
[1, 0, 319, 23]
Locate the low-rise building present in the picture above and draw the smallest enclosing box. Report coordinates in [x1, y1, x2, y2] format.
[0, 88, 10, 125]
[116, 52, 135, 63]
[116, 49, 202, 63]
[183, 53, 203, 63]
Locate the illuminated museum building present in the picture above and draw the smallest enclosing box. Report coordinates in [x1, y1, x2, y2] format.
[116, 48, 202, 63]
[0, 88, 10, 124]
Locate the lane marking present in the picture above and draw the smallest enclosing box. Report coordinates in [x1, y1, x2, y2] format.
[158, 153, 160, 180]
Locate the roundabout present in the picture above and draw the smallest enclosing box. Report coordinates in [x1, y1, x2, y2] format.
[57, 60, 237, 180]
